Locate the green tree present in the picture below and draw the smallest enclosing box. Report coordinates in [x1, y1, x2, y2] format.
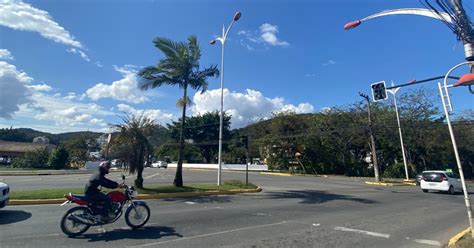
[11, 148, 50, 168]
[48, 146, 70, 169]
[113, 114, 155, 189]
[137, 35, 219, 187]
[63, 136, 92, 167]
[166, 111, 231, 163]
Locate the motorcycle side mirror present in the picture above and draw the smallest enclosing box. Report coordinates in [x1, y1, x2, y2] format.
[122, 175, 125, 180]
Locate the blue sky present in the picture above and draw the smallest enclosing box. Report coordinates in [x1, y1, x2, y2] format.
[0, 0, 473, 133]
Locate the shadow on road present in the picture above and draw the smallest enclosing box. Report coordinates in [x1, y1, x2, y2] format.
[264, 190, 377, 204]
[76, 225, 182, 242]
[163, 195, 233, 204]
[0, 210, 32, 224]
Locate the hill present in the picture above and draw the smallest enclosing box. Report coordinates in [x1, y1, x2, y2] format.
[0, 128, 103, 145]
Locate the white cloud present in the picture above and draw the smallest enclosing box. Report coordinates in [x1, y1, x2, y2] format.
[85, 65, 149, 104]
[323, 60, 336, 66]
[0, 0, 82, 48]
[238, 23, 289, 50]
[0, 60, 111, 132]
[26, 83, 52, 92]
[116, 104, 175, 125]
[259, 23, 289, 47]
[67, 48, 90, 62]
[191, 88, 314, 128]
[0, 61, 33, 118]
[95, 61, 103, 67]
[0, 48, 14, 60]
[18, 91, 112, 128]
[0, 1, 91, 62]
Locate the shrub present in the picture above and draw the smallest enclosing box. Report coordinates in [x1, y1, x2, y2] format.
[11, 148, 50, 169]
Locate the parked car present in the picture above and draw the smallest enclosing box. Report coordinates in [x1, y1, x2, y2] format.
[0, 182, 10, 209]
[420, 170, 462, 194]
[151, 161, 168, 168]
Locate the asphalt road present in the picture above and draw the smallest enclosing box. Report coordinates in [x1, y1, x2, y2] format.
[1, 170, 473, 247]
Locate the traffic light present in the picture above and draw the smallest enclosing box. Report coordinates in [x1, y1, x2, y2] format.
[371, 81, 387, 101]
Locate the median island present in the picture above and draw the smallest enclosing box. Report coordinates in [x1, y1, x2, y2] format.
[10, 180, 259, 201]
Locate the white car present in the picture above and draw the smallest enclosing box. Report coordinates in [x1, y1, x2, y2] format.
[0, 182, 10, 209]
[151, 161, 168, 168]
[420, 170, 462, 194]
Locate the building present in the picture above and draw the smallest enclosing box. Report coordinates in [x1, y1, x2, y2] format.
[0, 140, 56, 165]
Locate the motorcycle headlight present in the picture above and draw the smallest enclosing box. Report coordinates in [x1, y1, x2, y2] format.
[128, 187, 138, 198]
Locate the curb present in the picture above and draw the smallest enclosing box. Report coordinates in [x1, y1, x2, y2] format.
[8, 187, 262, 206]
[448, 227, 470, 247]
[365, 181, 416, 186]
[0, 171, 93, 176]
[259, 172, 296, 177]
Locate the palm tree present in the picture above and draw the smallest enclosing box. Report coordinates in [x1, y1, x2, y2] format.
[113, 114, 155, 189]
[138, 35, 219, 187]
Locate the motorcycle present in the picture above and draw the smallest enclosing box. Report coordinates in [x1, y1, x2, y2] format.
[59, 175, 150, 237]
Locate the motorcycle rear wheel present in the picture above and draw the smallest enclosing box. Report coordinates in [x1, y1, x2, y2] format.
[60, 206, 91, 237]
[125, 204, 150, 229]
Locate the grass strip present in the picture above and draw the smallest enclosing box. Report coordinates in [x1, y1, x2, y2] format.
[455, 231, 473, 248]
[10, 180, 257, 200]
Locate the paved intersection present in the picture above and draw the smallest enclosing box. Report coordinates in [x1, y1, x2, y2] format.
[1, 169, 472, 247]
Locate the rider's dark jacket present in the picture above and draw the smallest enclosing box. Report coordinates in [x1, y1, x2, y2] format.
[84, 170, 119, 196]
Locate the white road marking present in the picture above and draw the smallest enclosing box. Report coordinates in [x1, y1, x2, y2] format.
[184, 201, 196, 205]
[414, 239, 441, 246]
[312, 223, 321, 227]
[145, 172, 161, 179]
[5, 233, 61, 240]
[128, 221, 288, 247]
[334, 226, 390, 239]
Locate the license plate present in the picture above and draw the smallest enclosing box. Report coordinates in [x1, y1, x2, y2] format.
[428, 183, 437, 186]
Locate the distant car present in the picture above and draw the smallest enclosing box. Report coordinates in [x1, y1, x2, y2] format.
[0, 182, 10, 209]
[151, 161, 168, 168]
[420, 170, 462, 195]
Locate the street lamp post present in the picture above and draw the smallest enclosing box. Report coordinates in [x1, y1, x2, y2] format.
[210, 11, 241, 186]
[386, 82, 409, 180]
[439, 61, 474, 237]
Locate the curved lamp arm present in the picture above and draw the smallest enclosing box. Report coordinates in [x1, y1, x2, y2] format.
[344, 8, 452, 30]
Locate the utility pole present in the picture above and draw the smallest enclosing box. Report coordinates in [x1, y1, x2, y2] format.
[360, 92, 380, 182]
[241, 135, 250, 186]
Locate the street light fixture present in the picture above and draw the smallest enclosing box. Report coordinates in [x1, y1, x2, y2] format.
[439, 61, 474, 238]
[210, 11, 241, 186]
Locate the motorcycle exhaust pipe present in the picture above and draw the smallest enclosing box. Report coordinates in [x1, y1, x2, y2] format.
[67, 214, 93, 225]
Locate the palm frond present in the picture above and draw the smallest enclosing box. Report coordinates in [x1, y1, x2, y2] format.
[138, 70, 175, 90]
[187, 35, 201, 67]
[153, 37, 185, 59]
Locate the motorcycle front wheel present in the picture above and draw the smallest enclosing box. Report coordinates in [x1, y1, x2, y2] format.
[60, 206, 91, 237]
[125, 203, 150, 229]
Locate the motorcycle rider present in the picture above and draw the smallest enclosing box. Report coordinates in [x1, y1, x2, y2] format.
[84, 161, 120, 221]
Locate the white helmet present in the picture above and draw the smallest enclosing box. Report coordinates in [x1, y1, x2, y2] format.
[99, 161, 111, 173]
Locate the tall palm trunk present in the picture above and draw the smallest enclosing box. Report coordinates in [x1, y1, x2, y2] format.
[135, 144, 144, 188]
[174, 84, 188, 187]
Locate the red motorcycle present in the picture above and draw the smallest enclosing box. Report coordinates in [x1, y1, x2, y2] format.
[59, 175, 150, 237]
